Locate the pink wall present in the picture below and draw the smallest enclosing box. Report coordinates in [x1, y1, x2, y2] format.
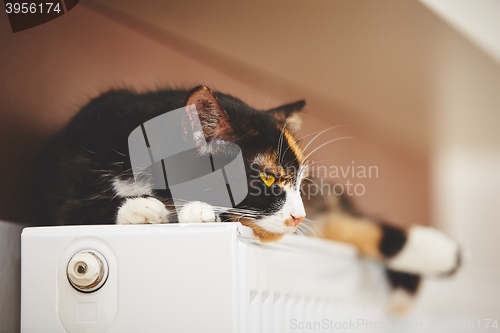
[0, 5, 429, 227]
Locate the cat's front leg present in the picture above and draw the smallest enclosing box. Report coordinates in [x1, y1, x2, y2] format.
[116, 197, 170, 224]
[178, 201, 220, 223]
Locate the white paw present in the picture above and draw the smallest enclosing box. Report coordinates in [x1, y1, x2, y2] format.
[116, 197, 169, 224]
[178, 201, 218, 223]
[387, 226, 461, 276]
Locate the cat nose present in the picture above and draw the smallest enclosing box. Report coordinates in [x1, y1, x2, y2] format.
[290, 214, 304, 226]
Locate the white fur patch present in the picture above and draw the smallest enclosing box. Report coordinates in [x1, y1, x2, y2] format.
[387, 226, 460, 275]
[286, 113, 303, 132]
[178, 201, 219, 223]
[113, 177, 153, 198]
[295, 164, 308, 190]
[116, 197, 169, 224]
[256, 213, 295, 234]
[256, 183, 306, 234]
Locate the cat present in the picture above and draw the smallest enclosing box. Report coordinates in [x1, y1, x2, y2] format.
[35, 85, 308, 241]
[35, 85, 461, 311]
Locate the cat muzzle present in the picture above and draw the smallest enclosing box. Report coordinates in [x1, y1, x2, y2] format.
[290, 214, 305, 226]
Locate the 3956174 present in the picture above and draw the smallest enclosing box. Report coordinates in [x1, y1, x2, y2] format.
[5, 2, 62, 14]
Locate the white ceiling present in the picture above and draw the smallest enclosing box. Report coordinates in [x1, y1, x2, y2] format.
[420, 0, 500, 66]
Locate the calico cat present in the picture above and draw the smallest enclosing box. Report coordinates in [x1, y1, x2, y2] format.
[35, 85, 460, 309]
[35, 86, 307, 241]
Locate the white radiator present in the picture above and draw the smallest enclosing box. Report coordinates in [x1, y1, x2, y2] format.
[21, 222, 388, 332]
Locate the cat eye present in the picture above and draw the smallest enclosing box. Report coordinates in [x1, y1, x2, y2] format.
[260, 172, 275, 187]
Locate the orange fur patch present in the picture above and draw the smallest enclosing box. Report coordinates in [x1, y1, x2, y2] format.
[283, 218, 295, 227]
[238, 217, 285, 242]
[320, 213, 383, 258]
[284, 130, 303, 163]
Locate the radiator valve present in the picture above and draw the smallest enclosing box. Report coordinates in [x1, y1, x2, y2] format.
[66, 250, 108, 292]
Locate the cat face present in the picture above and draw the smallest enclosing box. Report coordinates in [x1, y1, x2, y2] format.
[186, 86, 307, 241]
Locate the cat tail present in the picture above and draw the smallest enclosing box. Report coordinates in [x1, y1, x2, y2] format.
[315, 204, 462, 277]
[303, 184, 462, 277]
[314, 208, 461, 314]
[303, 184, 461, 314]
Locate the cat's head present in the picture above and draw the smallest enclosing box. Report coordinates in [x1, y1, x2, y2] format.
[185, 86, 308, 241]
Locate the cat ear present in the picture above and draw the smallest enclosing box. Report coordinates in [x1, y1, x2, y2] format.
[266, 100, 305, 132]
[185, 86, 232, 143]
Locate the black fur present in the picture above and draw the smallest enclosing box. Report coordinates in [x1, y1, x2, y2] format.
[386, 269, 421, 294]
[34, 87, 305, 226]
[379, 223, 408, 258]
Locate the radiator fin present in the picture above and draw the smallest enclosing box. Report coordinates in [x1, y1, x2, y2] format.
[261, 292, 273, 333]
[249, 291, 261, 333]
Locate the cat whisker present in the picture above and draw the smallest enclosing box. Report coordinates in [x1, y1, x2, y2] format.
[108, 147, 127, 157]
[281, 126, 343, 163]
[300, 177, 317, 184]
[300, 219, 323, 237]
[302, 136, 354, 163]
[302, 175, 315, 180]
[300, 125, 349, 156]
[114, 109, 131, 127]
[80, 146, 98, 155]
[85, 167, 116, 174]
[168, 201, 262, 219]
[294, 228, 305, 237]
[307, 159, 338, 165]
[277, 117, 291, 163]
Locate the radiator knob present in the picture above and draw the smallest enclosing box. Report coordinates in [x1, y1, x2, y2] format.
[67, 250, 108, 292]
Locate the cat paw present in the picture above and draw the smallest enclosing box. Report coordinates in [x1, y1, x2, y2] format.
[116, 197, 169, 224]
[386, 226, 461, 276]
[178, 201, 219, 223]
